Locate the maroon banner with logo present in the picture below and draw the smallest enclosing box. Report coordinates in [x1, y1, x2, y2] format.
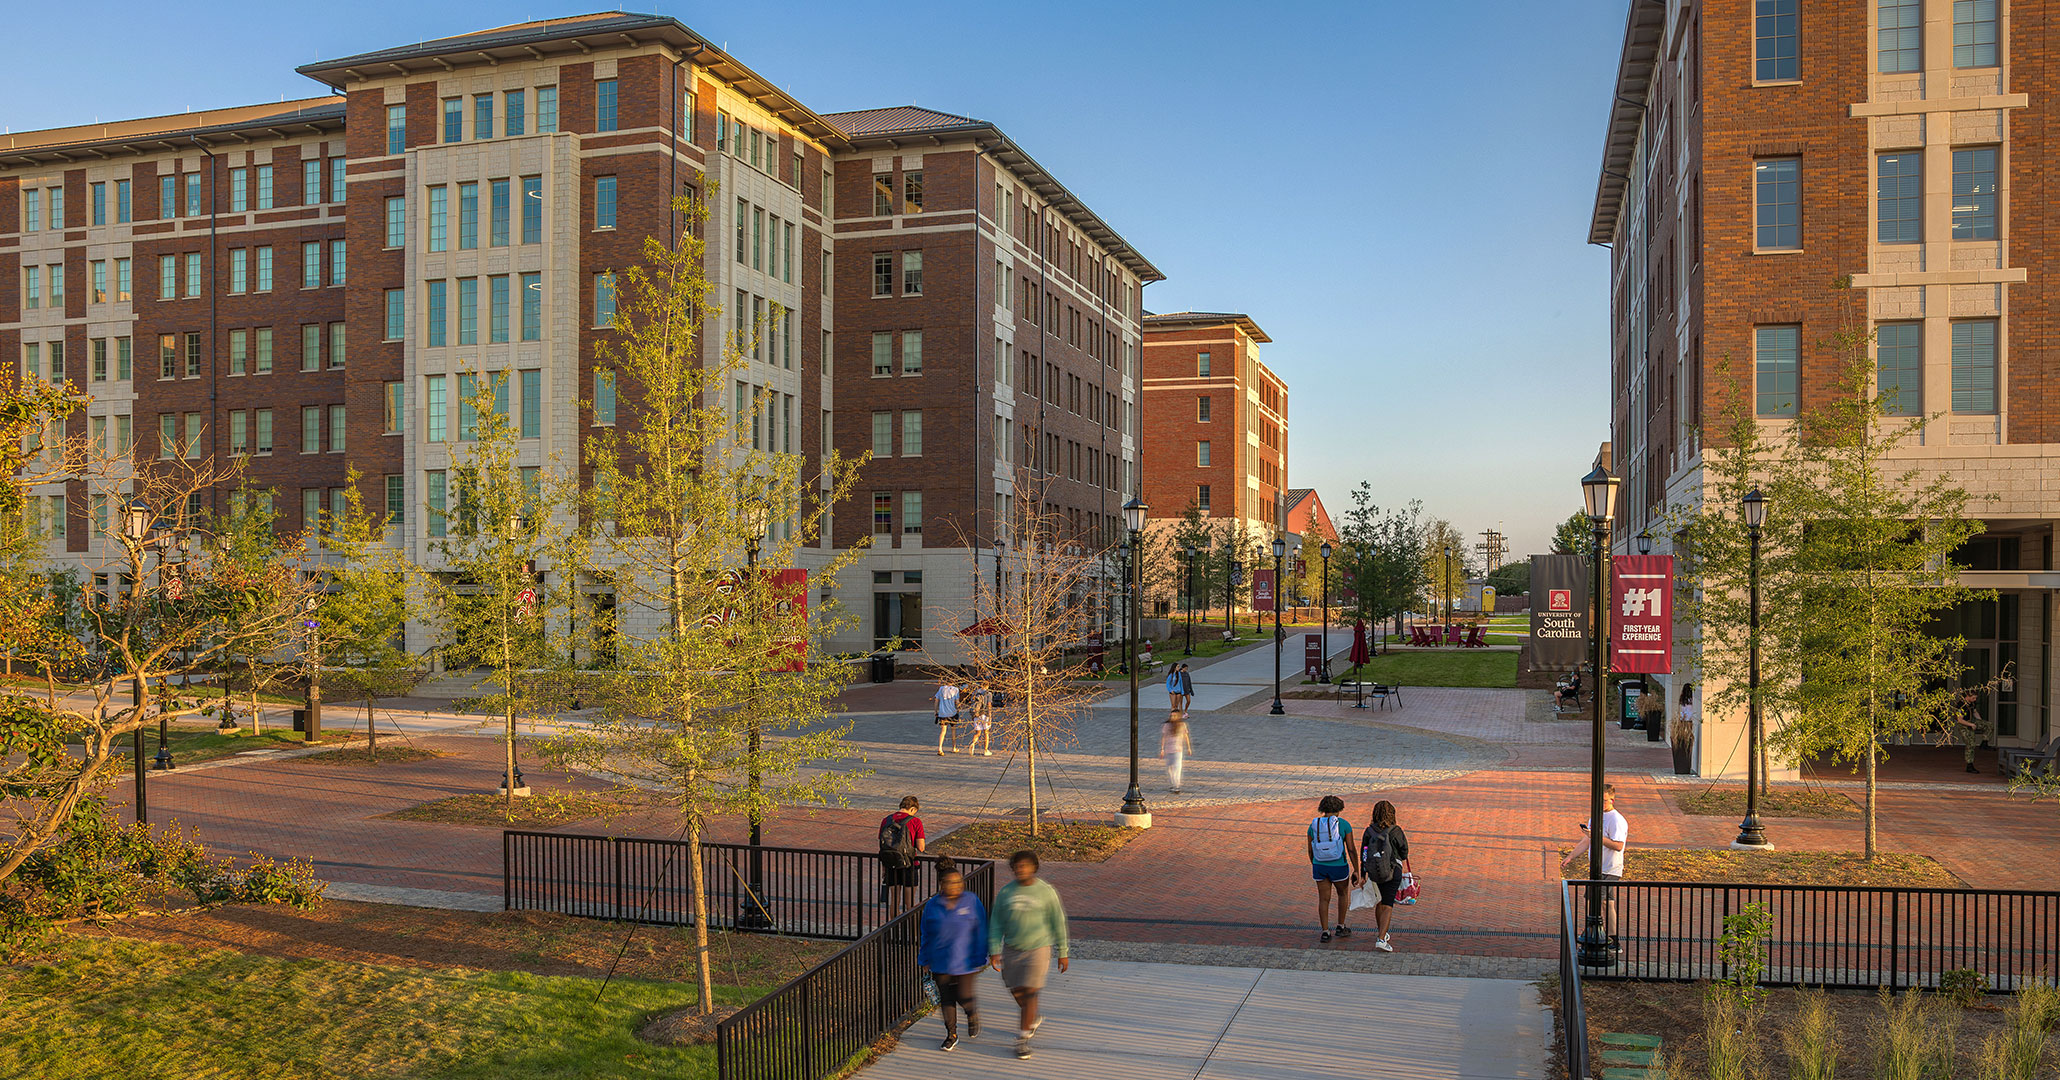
[1610, 555, 1673, 674]
[1252, 569, 1276, 612]
[771, 568, 809, 672]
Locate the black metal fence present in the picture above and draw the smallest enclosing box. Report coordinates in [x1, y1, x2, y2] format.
[503, 830, 995, 940]
[1572, 880, 2060, 990]
[716, 905, 924, 1080]
[1558, 883, 1591, 1080]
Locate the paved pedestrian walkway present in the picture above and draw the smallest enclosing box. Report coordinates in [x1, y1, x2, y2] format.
[1101, 629, 1353, 712]
[861, 960, 1548, 1079]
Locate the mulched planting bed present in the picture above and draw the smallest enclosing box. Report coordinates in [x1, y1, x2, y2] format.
[1673, 786, 1859, 818]
[1558, 848, 1963, 887]
[1578, 981, 2056, 1078]
[294, 745, 448, 766]
[85, 898, 836, 986]
[378, 790, 644, 828]
[930, 819, 1145, 863]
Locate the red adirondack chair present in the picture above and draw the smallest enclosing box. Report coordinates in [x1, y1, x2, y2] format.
[1464, 625, 1487, 648]
[1443, 624, 1463, 646]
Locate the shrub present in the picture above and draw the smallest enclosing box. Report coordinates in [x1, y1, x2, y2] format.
[1716, 901, 1774, 1009]
[1941, 968, 1990, 1007]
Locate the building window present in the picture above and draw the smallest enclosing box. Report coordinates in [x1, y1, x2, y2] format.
[384, 381, 405, 434]
[595, 79, 618, 132]
[184, 332, 202, 379]
[330, 157, 346, 203]
[520, 368, 541, 437]
[385, 289, 405, 341]
[1755, 0, 1800, 81]
[1198, 350, 1212, 377]
[490, 276, 511, 344]
[903, 170, 923, 214]
[428, 186, 448, 251]
[426, 280, 448, 347]
[330, 240, 346, 286]
[302, 406, 321, 454]
[458, 278, 479, 345]
[385, 196, 406, 248]
[490, 180, 510, 247]
[229, 411, 247, 454]
[506, 89, 526, 137]
[90, 261, 106, 304]
[873, 253, 893, 297]
[255, 328, 273, 374]
[1877, 152, 1921, 243]
[902, 330, 922, 375]
[458, 374, 479, 441]
[329, 405, 346, 452]
[1755, 325, 1801, 417]
[1954, 0, 1999, 68]
[302, 324, 322, 372]
[426, 375, 447, 441]
[48, 186, 63, 229]
[872, 332, 893, 377]
[444, 98, 463, 143]
[230, 330, 247, 376]
[872, 411, 893, 458]
[595, 176, 617, 229]
[1951, 319, 1998, 413]
[474, 94, 494, 140]
[230, 249, 248, 294]
[427, 471, 447, 537]
[458, 182, 479, 249]
[387, 105, 407, 154]
[115, 258, 131, 302]
[902, 491, 923, 534]
[1952, 147, 1998, 240]
[304, 159, 324, 204]
[1197, 484, 1211, 513]
[902, 251, 923, 295]
[1197, 440, 1212, 467]
[521, 177, 543, 244]
[92, 182, 106, 225]
[520, 272, 542, 341]
[784, 222, 795, 284]
[230, 168, 248, 212]
[250, 408, 270, 453]
[303, 242, 322, 289]
[874, 173, 894, 216]
[116, 179, 131, 222]
[385, 474, 405, 526]
[594, 272, 617, 327]
[1876, 322, 1922, 417]
[538, 86, 558, 133]
[873, 492, 893, 534]
[1879, 0, 1921, 72]
[1755, 158, 1801, 249]
[329, 322, 346, 369]
[1198, 395, 1212, 422]
[595, 370, 616, 425]
[902, 410, 922, 456]
[184, 174, 201, 217]
[256, 165, 274, 210]
[116, 336, 131, 380]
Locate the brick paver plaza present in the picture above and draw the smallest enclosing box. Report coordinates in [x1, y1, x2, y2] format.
[128, 638, 2057, 966]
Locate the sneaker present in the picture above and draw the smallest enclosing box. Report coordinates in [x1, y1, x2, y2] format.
[1029, 1018, 1042, 1033]
[1967, 763, 1980, 773]
[1334, 925, 1352, 938]
[1374, 936, 1395, 953]
[1015, 1036, 1033, 1059]
[1319, 930, 1332, 943]
[939, 1034, 959, 1052]
[983, 749, 993, 756]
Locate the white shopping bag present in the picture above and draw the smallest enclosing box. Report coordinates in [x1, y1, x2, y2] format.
[1347, 878, 1381, 912]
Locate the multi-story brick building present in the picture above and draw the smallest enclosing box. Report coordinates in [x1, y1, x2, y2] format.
[2, 11, 1159, 665]
[1139, 311, 1287, 535]
[1592, 0, 2051, 774]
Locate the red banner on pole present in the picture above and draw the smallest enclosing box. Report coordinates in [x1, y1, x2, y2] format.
[1610, 555, 1673, 674]
[1252, 569, 1276, 612]
[772, 568, 808, 672]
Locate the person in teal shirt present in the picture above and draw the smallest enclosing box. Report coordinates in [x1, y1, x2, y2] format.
[1307, 794, 1362, 943]
[987, 850, 1068, 1059]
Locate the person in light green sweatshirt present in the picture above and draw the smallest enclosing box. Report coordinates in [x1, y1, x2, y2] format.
[987, 849, 1068, 1060]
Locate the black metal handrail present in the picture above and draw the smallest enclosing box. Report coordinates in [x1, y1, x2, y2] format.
[1570, 879, 2060, 991]
[504, 830, 995, 941]
[716, 904, 922, 1080]
[1559, 882, 1591, 1080]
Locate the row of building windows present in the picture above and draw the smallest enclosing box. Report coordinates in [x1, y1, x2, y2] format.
[422, 274, 545, 347]
[420, 466, 542, 538]
[419, 370, 548, 442]
[873, 171, 924, 216]
[870, 330, 923, 377]
[873, 251, 922, 297]
[21, 338, 136, 385]
[1754, 319, 1998, 417]
[733, 197, 798, 283]
[870, 409, 922, 458]
[733, 289, 794, 368]
[1759, 0, 1999, 82]
[1754, 148, 1997, 249]
[735, 382, 796, 453]
[442, 87, 559, 144]
[422, 178, 545, 251]
[717, 111, 802, 189]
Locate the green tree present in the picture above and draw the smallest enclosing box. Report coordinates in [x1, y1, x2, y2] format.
[213, 488, 303, 735]
[318, 471, 427, 760]
[1420, 517, 1470, 619]
[1337, 486, 1424, 641]
[541, 191, 868, 1017]
[1485, 558, 1530, 598]
[1551, 511, 1592, 556]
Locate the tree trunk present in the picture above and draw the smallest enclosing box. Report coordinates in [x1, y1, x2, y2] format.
[1025, 726, 1039, 838]
[365, 695, 378, 761]
[687, 800, 715, 1014]
[249, 680, 262, 735]
[1865, 717, 1879, 860]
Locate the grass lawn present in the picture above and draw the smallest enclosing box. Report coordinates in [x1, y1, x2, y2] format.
[1557, 848, 1962, 887]
[1086, 633, 1266, 679]
[1332, 649, 1517, 689]
[114, 726, 360, 767]
[298, 745, 449, 767]
[931, 820, 1146, 863]
[0, 933, 755, 1080]
[380, 791, 645, 828]
[1673, 786, 1858, 819]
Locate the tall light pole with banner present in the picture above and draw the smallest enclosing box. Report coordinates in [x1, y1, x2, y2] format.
[1117, 497, 1151, 828]
[1577, 466, 1620, 968]
[1319, 541, 1333, 683]
[1734, 489, 1773, 851]
[740, 496, 775, 928]
[1269, 536, 1286, 715]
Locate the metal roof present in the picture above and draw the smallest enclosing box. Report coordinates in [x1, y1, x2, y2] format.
[1587, 0, 1667, 246]
[827, 105, 1164, 283]
[0, 99, 344, 169]
[1141, 311, 1272, 343]
[295, 11, 850, 150]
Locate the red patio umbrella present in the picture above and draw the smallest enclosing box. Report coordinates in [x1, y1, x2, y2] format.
[1351, 619, 1371, 672]
[957, 616, 1017, 636]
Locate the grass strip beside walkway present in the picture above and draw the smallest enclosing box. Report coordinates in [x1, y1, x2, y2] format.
[1332, 650, 1518, 689]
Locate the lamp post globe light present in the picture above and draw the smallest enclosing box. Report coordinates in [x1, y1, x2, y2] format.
[1319, 541, 1333, 683]
[1637, 529, 1653, 556]
[1182, 543, 1197, 657]
[1577, 465, 1620, 968]
[1733, 488, 1774, 851]
[1269, 536, 1287, 715]
[1117, 497, 1151, 827]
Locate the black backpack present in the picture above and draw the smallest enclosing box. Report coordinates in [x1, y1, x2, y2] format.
[878, 814, 917, 869]
[1362, 827, 1395, 883]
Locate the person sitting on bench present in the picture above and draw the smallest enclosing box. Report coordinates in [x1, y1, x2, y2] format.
[1556, 672, 1582, 708]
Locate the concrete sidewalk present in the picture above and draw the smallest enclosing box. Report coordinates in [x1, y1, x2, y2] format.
[862, 959, 1549, 1079]
[1104, 628, 1353, 712]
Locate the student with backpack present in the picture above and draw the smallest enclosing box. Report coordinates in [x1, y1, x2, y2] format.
[1359, 799, 1411, 953]
[1306, 794, 1361, 943]
[879, 795, 927, 916]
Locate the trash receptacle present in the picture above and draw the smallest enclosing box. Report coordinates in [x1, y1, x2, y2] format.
[1618, 681, 1645, 729]
[292, 708, 308, 732]
[870, 653, 896, 684]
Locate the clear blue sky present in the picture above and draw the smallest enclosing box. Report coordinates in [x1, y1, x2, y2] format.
[3, 1, 1627, 561]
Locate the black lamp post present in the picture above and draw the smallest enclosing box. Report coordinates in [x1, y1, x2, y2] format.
[153, 532, 191, 772]
[1118, 497, 1151, 825]
[1578, 465, 1620, 968]
[993, 536, 1006, 663]
[1226, 559, 1242, 640]
[740, 496, 775, 928]
[1269, 536, 1287, 714]
[1319, 541, 1332, 683]
[1181, 544, 1197, 656]
[118, 497, 154, 823]
[1733, 488, 1773, 851]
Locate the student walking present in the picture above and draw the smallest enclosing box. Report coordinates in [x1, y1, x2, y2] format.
[1954, 688, 1993, 772]
[1165, 664, 1183, 713]
[933, 678, 962, 754]
[1560, 783, 1628, 937]
[878, 796, 927, 916]
[967, 686, 994, 756]
[1161, 713, 1193, 792]
[1306, 794, 1361, 942]
[1359, 800, 1411, 953]
[918, 865, 988, 1052]
[988, 850, 1069, 1060]
[1176, 662, 1195, 712]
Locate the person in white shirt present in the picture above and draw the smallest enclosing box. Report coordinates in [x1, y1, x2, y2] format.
[1560, 783, 1629, 936]
[934, 680, 963, 755]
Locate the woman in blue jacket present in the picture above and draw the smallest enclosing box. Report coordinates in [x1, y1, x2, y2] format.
[918, 865, 989, 1051]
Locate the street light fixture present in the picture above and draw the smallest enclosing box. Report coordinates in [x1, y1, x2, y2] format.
[1117, 497, 1150, 827]
[1181, 543, 1197, 657]
[1269, 535, 1287, 715]
[1577, 465, 1620, 969]
[153, 532, 191, 773]
[1226, 559, 1242, 641]
[741, 495, 774, 929]
[118, 499, 154, 823]
[1734, 488, 1774, 851]
[1319, 541, 1333, 684]
[1636, 529, 1653, 556]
